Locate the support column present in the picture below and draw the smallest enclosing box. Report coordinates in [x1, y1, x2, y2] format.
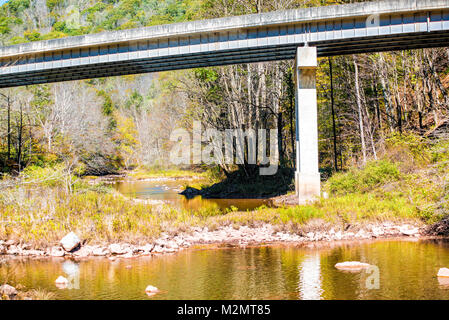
[295, 46, 320, 202]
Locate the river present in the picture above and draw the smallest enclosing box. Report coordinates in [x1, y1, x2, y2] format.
[2, 239, 449, 300]
[112, 178, 273, 211]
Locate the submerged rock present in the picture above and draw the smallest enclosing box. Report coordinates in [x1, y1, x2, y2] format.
[437, 268, 449, 278]
[438, 277, 449, 287]
[335, 261, 371, 270]
[60, 232, 81, 252]
[0, 284, 18, 298]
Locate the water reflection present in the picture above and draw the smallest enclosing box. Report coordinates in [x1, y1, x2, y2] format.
[299, 253, 322, 300]
[2, 240, 449, 300]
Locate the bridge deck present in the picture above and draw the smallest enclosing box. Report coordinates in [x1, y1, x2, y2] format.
[1, 0, 449, 88]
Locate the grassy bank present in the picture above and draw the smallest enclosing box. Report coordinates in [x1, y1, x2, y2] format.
[0, 134, 448, 246]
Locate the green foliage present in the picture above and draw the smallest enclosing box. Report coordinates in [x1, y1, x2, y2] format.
[21, 164, 74, 187]
[385, 132, 431, 166]
[124, 90, 144, 110]
[194, 68, 219, 82]
[23, 29, 41, 41]
[46, 0, 63, 12]
[97, 89, 114, 116]
[0, 16, 12, 35]
[278, 205, 324, 224]
[327, 160, 402, 196]
[431, 139, 449, 165]
[5, 0, 30, 14]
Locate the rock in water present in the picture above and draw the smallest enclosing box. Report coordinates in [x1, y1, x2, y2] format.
[55, 276, 69, 284]
[437, 268, 449, 278]
[0, 284, 18, 298]
[55, 276, 69, 289]
[335, 261, 371, 270]
[60, 232, 81, 252]
[145, 285, 160, 294]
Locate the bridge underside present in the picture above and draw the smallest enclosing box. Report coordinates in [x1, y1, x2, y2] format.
[1, 31, 449, 88]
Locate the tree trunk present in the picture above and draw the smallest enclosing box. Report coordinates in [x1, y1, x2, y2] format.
[329, 57, 339, 171]
[7, 95, 11, 160]
[354, 58, 367, 164]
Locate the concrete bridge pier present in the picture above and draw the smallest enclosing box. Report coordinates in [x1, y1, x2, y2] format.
[294, 46, 320, 202]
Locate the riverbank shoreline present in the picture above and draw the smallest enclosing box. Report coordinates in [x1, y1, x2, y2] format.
[0, 220, 432, 260]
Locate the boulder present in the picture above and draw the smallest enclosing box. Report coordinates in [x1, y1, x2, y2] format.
[437, 268, 449, 278]
[92, 247, 109, 256]
[399, 226, 419, 236]
[139, 244, 154, 254]
[335, 261, 371, 271]
[60, 232, 81, 252]
[5, 240, 16, 247]
[0, 284, 18, 297]
[109, 243, 126, 255]
[152, 245, 164, 253]
[6, 245, 20, 255]
[73, 246, 92, 258]
[49, 247, 65, 257]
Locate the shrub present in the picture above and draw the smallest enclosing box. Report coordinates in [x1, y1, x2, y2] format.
[327, 160, 402, 196]
[384, 132, 431, 167]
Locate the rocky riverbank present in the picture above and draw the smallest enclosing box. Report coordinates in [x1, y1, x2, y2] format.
[0, 221, 427, 260]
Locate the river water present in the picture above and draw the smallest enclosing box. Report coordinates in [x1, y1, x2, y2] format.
[2, 239, 449, 300]
[112, 178, 273, 211]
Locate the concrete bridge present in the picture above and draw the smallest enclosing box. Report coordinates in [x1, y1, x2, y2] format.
[1, 0, 449, 202]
